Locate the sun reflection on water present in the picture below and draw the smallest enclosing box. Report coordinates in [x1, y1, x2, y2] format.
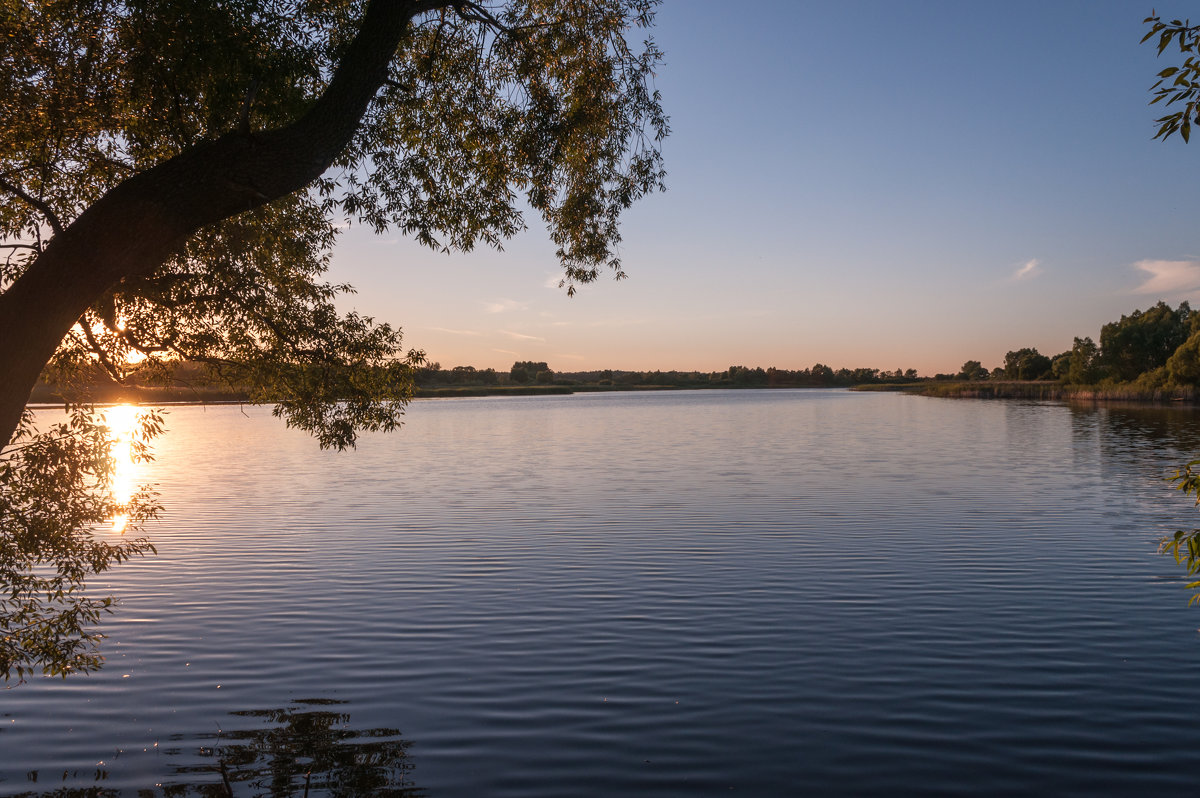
[103, 404, 142, 533]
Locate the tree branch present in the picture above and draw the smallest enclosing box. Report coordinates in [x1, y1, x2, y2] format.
[238, 78, 262, 135]
[0, 0, 462, 449]
[0, 178, 64, 237]
[77, 322, 128, 384]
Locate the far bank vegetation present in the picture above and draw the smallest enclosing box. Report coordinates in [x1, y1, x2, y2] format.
[885, 300, 1200, 402]
[34, 301, 1200, 405]
[30, 359, 927, 404]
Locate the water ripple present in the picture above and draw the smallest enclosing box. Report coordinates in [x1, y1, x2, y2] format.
[7, 392, 1200, 796]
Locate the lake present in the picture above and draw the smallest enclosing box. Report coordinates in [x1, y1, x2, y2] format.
[5, 389, 1200, 796]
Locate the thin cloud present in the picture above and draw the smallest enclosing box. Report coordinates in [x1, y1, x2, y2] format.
[1013, 258, 1041, 280]
[427, 326, 483, 337]
[1132, 259, 1200, 295]
[499, 330, 545, 342]
[492, 348, 520, 356]
[484, 298, 526, 313]
[583, 317, 651, 328]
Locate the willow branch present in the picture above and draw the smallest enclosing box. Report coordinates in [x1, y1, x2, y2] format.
[0, 178, 64, 237]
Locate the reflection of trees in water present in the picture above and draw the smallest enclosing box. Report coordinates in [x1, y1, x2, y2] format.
[12, 699, 422, 797]
[1069, 402, 1200, 460]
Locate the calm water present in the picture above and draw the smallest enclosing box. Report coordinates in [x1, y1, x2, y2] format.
[5, 389, 1200, 795]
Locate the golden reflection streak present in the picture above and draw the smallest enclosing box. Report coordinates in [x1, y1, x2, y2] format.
[103, 404, 141, 533]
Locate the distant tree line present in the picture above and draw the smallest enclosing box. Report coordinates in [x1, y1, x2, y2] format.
[28, 357, 928, 401]
[51, 299, 1200, 398]
[950, 301, 1200, 388]
[412, 362, 923, 389]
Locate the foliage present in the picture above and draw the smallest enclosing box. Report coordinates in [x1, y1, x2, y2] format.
[415, 362, 925, 390]
[1144, 14, 1200, 604]
[0, 406, 160, 681]
[1066, 336, 1102, 384]
[1003, 347, 1052, 380]
[1050, 353, 1069, 381]
[1161, 459, 1200, 604]
[957, 360, 988, 381]
[1166, 328, 1200, 384]
[510, 360, 549, 384]
[1144, 12, 1200, 142]
[1, 0, 668, 446]
[0, 0, 668, 680]
[1099, 301, 1192, 382]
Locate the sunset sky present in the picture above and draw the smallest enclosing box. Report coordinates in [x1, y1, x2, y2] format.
[329, 0, 1200, 376]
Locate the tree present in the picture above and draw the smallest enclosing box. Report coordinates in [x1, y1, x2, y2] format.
[1050, 350, 1071, 381]
[957, 360, 988, 381]
[1, 0, 666, 679]
[510, 360, 549, 384]
[1066, 336, 1102, 384]
[810, 363, 834, 385]
[1099, 301, 1191, 382]
[1003, 347, 1052, 380]
[1167, 329, 1200, 384]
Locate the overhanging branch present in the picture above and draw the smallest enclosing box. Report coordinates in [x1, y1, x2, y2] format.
[0, 178, 65, 237]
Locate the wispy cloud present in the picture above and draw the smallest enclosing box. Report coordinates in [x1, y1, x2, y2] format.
[484, 298, 526, 314]
[499, 330, 545, 342]
[1013, 258, 1041, 280]
[544, 273, 566, 289]
[1132, 259, 1200, 295]
[493, 348, 520, 356]
[427, 326, 483, 337]
[583, 317, 651, 328]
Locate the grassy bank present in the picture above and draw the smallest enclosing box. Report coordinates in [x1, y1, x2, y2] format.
[28, 383, 250, 405]
[415, 385, 574, 398]
[853, 381, 1200, 403]
[34, 379, 1200, 406]
[28, 382, 696, 405]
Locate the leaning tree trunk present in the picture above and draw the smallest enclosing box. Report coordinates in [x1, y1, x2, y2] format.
[0, 0, 442, 449]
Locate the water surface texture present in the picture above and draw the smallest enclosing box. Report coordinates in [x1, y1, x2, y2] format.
[6, 390, 1200, 796]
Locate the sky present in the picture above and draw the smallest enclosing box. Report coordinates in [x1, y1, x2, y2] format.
[328, 0, 1200, 376]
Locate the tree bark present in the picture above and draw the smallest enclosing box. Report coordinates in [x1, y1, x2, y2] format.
[0, 0, 450, 448]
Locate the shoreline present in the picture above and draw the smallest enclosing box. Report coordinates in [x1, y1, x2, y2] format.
[853, 381, 1200, 405]
[27, 380, 1200, 408]
[25, 382, 749, 407]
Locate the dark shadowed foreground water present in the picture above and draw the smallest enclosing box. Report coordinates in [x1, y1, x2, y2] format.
[6, 389, 1200, 796]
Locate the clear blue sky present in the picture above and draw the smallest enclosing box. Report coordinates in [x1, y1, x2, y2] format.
[329, 0, 1200, 375]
